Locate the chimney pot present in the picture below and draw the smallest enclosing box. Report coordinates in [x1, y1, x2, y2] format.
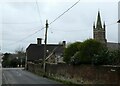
[37, 38, 42, 44]
[62, 41, 66, 47]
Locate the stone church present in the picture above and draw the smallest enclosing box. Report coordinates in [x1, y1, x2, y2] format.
[93, 11, 119, 50]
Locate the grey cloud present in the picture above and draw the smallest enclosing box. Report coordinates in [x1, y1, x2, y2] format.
[1, 1, 118, 53]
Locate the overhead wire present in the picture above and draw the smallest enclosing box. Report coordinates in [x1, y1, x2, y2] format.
[7, 27, 45, 47]
[36, 0, 43, 27]
[51, 29, 91, 32]
[5, 0, 81, 50]
[49, 0, 80, 25]
[106, 22, 118, 26]
[5, 0, 46, 47]
[2, 0, 42, 25]
[1, 22, 40, 24]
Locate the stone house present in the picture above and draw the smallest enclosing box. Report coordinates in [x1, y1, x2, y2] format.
[26, 38, 66, 64]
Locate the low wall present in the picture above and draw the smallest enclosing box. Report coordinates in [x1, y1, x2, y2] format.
[27, 63, 120, 85]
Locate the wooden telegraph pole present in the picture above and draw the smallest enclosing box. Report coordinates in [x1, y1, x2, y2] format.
[43, 20, 48, 72]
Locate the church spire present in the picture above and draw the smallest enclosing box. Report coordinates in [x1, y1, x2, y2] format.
[93, 11, 107, 43]
[96, 11, 102, 29]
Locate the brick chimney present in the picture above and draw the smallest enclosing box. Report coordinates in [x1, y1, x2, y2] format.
[62, 41, 66, 47]
[37, 38, 42, 44]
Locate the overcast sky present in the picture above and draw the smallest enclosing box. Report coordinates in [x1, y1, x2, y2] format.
[0, 0, 119, 53]
[118, 1, 120, 44]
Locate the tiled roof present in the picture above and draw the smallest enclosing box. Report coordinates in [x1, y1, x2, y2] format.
[107, 42, 120, 50]
[26, 44, 64, 61]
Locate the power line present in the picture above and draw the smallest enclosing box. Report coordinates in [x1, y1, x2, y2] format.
[1, 21, 40, 24]
[4, 0, 80, 49]
[8, 0, 44, 46]
[36, 0, 43, 27]
[2, 25, 43, 46]
[7, 27, 45, 47]
[2, 1, 42, 25]
[4, 1, 46, 47]
[51, 29, 91, 32]
[49, 0, 80, 25]
[106, 22, 118, 26]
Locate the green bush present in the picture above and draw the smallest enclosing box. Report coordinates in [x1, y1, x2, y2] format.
[107, 50, 120, 65]
[63, 39, 119, 65]
[63, 42, 81, 64]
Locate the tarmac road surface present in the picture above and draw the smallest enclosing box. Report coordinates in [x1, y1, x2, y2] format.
[2, 68, 64, 86]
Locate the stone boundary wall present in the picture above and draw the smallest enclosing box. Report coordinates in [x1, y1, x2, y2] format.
[27, 63, 120, 85]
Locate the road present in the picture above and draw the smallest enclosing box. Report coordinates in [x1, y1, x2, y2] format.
[2, 68, 64, 86]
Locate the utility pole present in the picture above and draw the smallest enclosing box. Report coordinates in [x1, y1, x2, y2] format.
[43, 20, 48, 73]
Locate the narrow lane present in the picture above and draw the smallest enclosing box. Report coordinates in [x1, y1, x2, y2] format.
[2, 68, 63, 86]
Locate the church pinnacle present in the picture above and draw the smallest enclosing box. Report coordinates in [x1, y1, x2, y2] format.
[96, 11, 102, 29]
[93, 11, 107, 43]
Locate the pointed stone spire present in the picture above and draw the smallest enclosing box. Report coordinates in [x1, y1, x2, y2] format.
[96, 11, 102, 29]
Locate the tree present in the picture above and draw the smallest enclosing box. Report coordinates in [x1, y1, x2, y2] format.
[15, 47, 26, 67]
[63, 39, 109, 65]
[2, 47, 26, 68]
[70, 51, 81, 65]
[79, 39, 108, 64]
[15, 47, 25, 57]
[2, 53, 11, 67]
[63, 42, 81, 64]
[107, 50, 120, 65]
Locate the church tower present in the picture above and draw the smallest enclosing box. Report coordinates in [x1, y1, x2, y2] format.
[93, 11, 107, 43]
